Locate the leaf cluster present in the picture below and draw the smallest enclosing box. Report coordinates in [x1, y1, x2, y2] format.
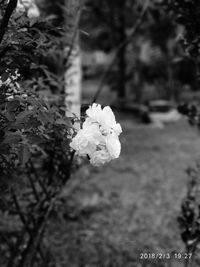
[166, 0, 200, 59]
[0, 1, 82, 266]
[0, 2, 75, 192]
[178, 166, 200, 255]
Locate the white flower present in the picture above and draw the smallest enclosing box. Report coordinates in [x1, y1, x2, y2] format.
[106, 133, 121, 159]
[82, 120, 103, 144]
[70, 102, 122, 167]
[86, 103, 103, 124]
[70, 123, 102, 156]
[86, 103, 122, 136]
[70, 133, 96, 156]
[22, 0, 32, 8]
[16, 0, 40, 18]
[16, 2, 26, 12]
[100, 106, 122, 135]
[27, 4, 40, 18]
[89, 149, 111, 167]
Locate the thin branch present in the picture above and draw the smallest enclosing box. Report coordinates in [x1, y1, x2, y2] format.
[7, 189, 47, 267]
[0, 0, 18, 44]
[11, 189, 27, 227]
[64, 4, 83, 66]
[16, 198, 55, 267]
[27, 172, 40, 202]
[0, 232, 14, 250]
[92, 0, 149, 103]
[28, 160, 50, 199]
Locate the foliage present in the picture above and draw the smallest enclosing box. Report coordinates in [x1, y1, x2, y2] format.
[0, 0, 73, 188]
[0, 1, 77, 266]
[178, 166, 200, 266]
[166, 2, 200, 265]
[0, 9, 65, 92]
[81, 0, 194, 101]
[166, 0, 200, 59]
[81, 0, 141, 51]
[166, 0, 200, 87]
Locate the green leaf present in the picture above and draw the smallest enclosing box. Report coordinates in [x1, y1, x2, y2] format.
[25, 117, 41, 130]
[7, 100, 20, 112]
[55, 118, 71, 126]
[1, 72, 9, 83]
[3, 132, 22, 144]
[14, 111, 33, 128]
[18, 144, 30, 166]
[38, 111, 54, 124]
[26, 133, 44, 144]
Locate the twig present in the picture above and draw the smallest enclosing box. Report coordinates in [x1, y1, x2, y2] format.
[27, 171, 40, 202]
[7, 189, 30, 267]
[0, 232, 14, 249]
[29, 160, 50, 198]
[0, 0, 18, 44]
[7, 188, 48, 267]
[16, 198, 55, 267]
[63, 150, 75, 184]
[11, 189, 27, 227]
[92, 0, 149, 103]
[64, 5, 82, 67]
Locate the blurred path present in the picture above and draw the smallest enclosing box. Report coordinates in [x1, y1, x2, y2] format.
[50, 113, 200, 266]
[80, 117, 200, 253]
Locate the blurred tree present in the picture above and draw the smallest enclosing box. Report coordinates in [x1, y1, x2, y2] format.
[81, 0, 146, 99]
[64, 0, 82, 124]
[81, 0, 197, 103]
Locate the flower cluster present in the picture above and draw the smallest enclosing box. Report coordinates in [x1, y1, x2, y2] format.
[0, 69, 20, 86]
[70, 103, 122, 167]
[16, 0, 40, 18]
[0, 70, 25, 101]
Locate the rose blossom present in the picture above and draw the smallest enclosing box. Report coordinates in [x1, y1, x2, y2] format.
[106, 133, 121, 159]
[70, 103, 122, 166]
[100, 106, 122, 136]
[86, 103, 122, 136]
[86, 103, 103, 124]
[89, 149, 111, 167]
[27, 4, 40, 18]
[70, 123, 102, 156]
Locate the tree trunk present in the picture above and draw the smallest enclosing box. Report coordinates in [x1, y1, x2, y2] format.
[117, 0, 126, 99]
[64, 0, 82, 128]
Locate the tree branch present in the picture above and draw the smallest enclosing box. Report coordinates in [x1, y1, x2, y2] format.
[92, 0, 150, 103]
[0, 0, 18, 44]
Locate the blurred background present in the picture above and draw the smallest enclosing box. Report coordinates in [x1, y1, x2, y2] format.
[38, 0, 200, 266]
[49, 0, 200, 266]
[2, 0, 200, 266]
[80, 0, 198, 107]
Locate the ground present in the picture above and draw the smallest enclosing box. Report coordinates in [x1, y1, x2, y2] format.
[48, 112, 200, 267]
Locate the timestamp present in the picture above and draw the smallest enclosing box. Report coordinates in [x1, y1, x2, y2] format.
[139, 252, 193, 260]
[173, 253, 192, 259]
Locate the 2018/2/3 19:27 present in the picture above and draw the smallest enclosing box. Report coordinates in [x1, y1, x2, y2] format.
[140, 252, 192, 260]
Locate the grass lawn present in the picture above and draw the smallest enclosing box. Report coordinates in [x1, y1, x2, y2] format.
[47, 114, 200, 266]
